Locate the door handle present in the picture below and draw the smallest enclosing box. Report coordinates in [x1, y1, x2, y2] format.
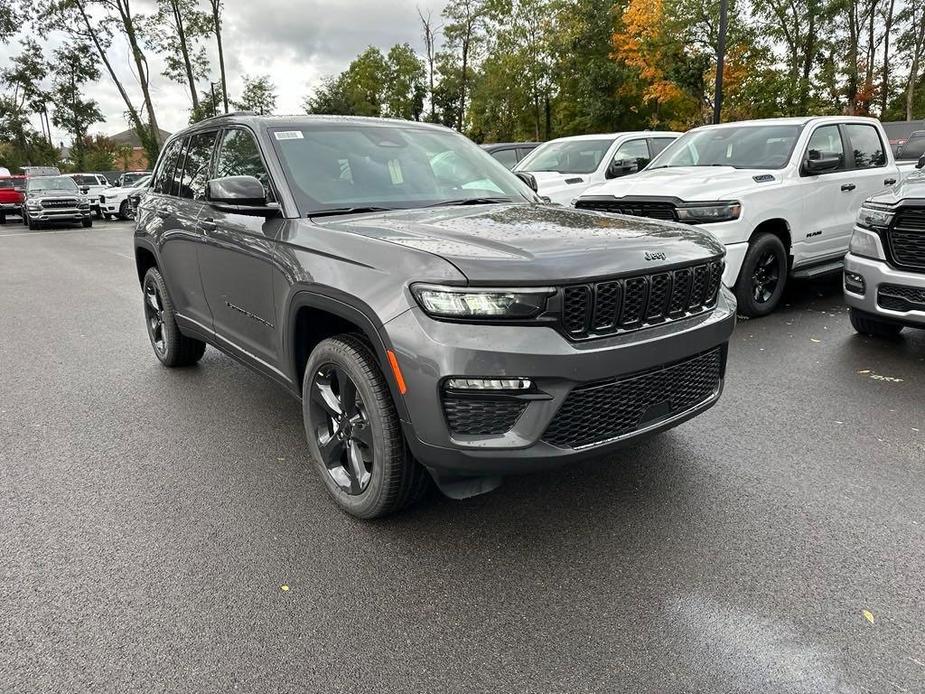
[841, 183, 856, 191]
[200, 217, 217, 231]
[884, 178, 897, 185]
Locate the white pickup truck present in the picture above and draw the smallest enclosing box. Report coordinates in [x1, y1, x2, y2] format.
[513, 131, 680, 205]
[575, 116, 905, 316]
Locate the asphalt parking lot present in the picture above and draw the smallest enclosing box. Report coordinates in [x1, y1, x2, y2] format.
[1, 219, 923, 693]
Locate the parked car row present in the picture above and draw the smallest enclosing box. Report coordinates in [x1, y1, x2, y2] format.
[0, 169, 152, 226]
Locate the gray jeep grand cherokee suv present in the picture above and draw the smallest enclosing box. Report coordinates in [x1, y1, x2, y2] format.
[134, 113, 736, 518]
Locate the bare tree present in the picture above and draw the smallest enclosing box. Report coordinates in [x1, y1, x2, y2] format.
[206, 0, 229, 113]
[418, 7, 441, 122]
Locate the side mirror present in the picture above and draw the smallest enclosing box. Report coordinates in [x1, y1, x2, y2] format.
[80, 186, 89, 194]
[606, 159, 639, 179]
[803, 154, 842, 174]
[917, 155, 925, 170]
[515, 171, 538, 193]
[206, 175, 279, 216]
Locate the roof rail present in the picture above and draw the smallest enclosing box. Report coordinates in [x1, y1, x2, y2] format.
[195, 110, 256, 124]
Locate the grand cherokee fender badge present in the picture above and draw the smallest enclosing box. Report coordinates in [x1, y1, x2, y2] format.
[645, 251, 667, 261]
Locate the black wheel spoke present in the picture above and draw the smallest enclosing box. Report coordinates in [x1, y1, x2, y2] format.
[313, 379, 343, 418]
[352, 420, 373, 448]
[336, 368, 357, 415]
[318, 430, 344, 467]
[347, 440, 370, 493]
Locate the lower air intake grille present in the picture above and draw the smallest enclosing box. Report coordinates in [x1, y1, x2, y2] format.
[542, 348, 723, 449]
[878, 284, 925, 311]
[443, 396, 526, 436]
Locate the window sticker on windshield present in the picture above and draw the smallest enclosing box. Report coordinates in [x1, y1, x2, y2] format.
[274, 131, 303, 140]
[388, 159, 404, 185]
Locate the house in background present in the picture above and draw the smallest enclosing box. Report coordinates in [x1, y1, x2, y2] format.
[108, 127, 172, 170]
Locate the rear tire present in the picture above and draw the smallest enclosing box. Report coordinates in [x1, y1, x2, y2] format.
[302, 334, 426, 519]
[734, 232, 788, 317]
[850, 308, 903, 337]
[141, 267, 207, 367]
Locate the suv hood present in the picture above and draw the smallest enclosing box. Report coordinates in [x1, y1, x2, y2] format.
[584, 166, 783, 201]
[311, 203, 724, 283]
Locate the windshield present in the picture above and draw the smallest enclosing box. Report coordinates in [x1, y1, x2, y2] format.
[270, 122, 533, 215]
[28, 176, 79, 193]
[122, 173, 148, 185]
[898, 137, 925, 160]
[269, 124, 532, 214]
[72, 174, 99, 186]
[516, 138, 615, 174]
[131, 175, 152, 189]
[649, 125, 802, 170]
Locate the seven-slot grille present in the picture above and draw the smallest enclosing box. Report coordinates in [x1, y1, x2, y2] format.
[561, 260, 723, 339]
[888, 207, 925, 269]
[542, 348, 723, 449]
[878, 283, 925, 312]
[575, 198, 677, 221]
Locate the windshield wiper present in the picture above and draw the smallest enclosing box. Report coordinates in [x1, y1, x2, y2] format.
[426, 197, 513, 207]
[307, 206, 394, 218]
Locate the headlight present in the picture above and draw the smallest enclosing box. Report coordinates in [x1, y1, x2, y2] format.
[856, 203, 894, 230]
[676, 201, 741, 223]
[848, 228, 885, 260]
[411, 284, 551, 318]
[26, 201, 41, 209]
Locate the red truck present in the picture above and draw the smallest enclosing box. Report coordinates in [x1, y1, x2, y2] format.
[0, 175, 26, 224]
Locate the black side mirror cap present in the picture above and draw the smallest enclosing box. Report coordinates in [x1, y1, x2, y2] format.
[515, 171, 538, 193]
[803, 154, 842, 174]
[206, 175, 279, 216]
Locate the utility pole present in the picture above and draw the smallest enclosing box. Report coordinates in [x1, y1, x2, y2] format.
[713, 0, 728, 124]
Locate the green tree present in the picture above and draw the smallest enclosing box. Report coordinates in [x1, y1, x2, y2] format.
[441, 0, 487, 130]
[384, 44, 426, 120]
[234, 74, 277, 115]
[83, 134, 117, 170]
[190, 85, 225, 123]
[50, 41, 104, 170]
[147, 0, 212, 110]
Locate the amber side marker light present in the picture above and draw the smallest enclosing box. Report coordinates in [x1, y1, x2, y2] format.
[386, 350, 407, 395]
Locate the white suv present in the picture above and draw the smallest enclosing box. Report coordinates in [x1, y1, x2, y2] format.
[69, 173, 111, 217]
[575, 117, 903, 315]
[513, 131, 680, 205]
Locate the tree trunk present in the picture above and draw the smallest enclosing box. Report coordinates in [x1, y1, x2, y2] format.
[171, 0, 199, 109]
[73, 0, 148, 153]
[118, 0, 161, 160]
[211, 0, 229, 113]
[881, 0, 895, 116]
[907, 8, 925, 120]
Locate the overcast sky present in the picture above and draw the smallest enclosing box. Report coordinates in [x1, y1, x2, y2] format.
[1, 0, 445, 146]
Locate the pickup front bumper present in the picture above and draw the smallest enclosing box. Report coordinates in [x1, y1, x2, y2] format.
[844, 252, 925, 327]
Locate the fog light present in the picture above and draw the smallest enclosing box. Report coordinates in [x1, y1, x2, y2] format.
[446, 377, 532, 391]
[844, 271, 865, 295]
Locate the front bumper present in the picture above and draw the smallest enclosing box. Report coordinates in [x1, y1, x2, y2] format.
[28, 208, 91, 222]
[0, 202, 22, 212]
[844, 252, 925, 327]
[388, 286, 736, 474]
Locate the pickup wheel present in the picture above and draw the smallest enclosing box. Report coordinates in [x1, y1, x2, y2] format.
[26, 214, 39, 231]
[0, 212, 5, 225]
[303, 335, 425, 519]
[141, 267, 206, 367]
[849, 308, 903, 337]
[82, 217, 92, 228]
[119, 200, 131, 220]
[734, 233, 787, 317]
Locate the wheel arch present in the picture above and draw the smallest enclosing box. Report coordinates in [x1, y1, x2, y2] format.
[285, 289, 410, 421]
[750, 218, 792, 265]
[134, 241, 159, 287]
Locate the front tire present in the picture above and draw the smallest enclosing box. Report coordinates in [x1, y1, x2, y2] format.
[850, 308, 903, 337]
[82, 217, 92, 228]
[26, 214, 39, 231]
[302, 335, 425, 519]
[734, 232, 788, 317]
[141, 267, 206, 367]
[119, 200, 132, 220]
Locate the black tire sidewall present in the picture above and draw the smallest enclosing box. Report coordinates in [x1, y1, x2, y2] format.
[302, 338, 403, 518]
[736, 234, 788, 317]
[143, 268, 184, 365]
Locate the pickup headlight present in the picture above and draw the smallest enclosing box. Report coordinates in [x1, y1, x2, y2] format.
[848, 228, 886, 260]
[411, 284, 551, 319]
[676, 201, 741, 223]
[26, 200, 41, 210]
[856, 203, 894, 230]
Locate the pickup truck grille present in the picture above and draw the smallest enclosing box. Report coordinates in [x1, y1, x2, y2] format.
[560, 259, 723, 340]
[542, 348, 723, 449]
[41, 198, 79, 209]
[888, 207, 925, 269]
[575, 198, 677, 221]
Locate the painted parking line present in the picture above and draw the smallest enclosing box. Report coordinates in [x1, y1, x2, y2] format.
[0, 226, 130, 239]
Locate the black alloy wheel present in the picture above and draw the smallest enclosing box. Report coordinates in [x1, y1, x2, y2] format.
[308, 364, 374, 495]
[143, 275, 167, 357]
[751, 249, 780, 304]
